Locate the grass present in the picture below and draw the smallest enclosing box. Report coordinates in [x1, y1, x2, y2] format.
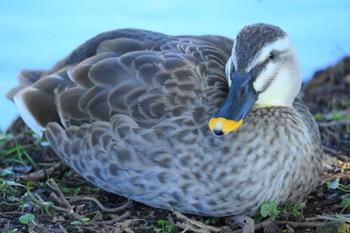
[0, 179, 25, 207]
[0, 130, 37, 168]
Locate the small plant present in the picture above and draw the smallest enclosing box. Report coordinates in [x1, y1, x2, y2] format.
[327, 178, 350, 192]
[203, 217, 220, 225]
[154, 219, 176, 233]
[70, 218, 90, 233]
[60, 184, 82, 195]
[82, 217, 90, 222]
[282, 201, 305, 217]
[260, 201, 281, 218]
[258, 201, 305, 223]
[19, 213, 35, 225]
[327, 178, 350, 222]
[71, 220, 84, 233]
[340, 194, 350, 214]
[0, 179, 25, 206]
[0, 179, 24, 196]
[0, 167, 15, 177]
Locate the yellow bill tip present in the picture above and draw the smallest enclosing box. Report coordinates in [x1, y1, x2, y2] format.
[208, 117, 243, 134]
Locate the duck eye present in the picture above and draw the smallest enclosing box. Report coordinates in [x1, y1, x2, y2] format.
[269, 51, 276, 60]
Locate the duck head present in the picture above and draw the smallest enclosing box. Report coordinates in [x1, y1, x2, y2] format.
[209, 23, 301, 136]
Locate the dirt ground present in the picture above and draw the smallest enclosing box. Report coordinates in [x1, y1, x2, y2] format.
[1, 57, 350, 233]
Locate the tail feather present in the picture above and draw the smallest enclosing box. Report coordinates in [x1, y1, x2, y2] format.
[12, 75, 65, 136]
[7, 70, 44, 100]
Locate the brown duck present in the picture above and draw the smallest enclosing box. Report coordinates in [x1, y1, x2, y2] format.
[8, 23, 323, 216]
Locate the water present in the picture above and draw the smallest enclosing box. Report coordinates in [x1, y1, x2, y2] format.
[1, 0, 350, 130]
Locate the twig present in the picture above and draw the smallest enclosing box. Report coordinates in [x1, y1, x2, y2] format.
[231, 216, 276, 233]
[0, 211, 27, 217]
[306, 196, 341, 209]
[67, 196, 132, 213]
[323, 146, 340, 156]
[318, 120, 350, 128]
[254, 216, 276, 231]
[323, 173, 350, 183]
[323, 146, 350, 162]
[88, 211, 131, 226]
[231, 229, 243, 233]
[110, 219, 136, 233]
[58, 224, 69, 233]
[48, 178, 86, 221]
[50, 192, 67, 207]
[47, 178, 133, 226]
[172, 210, 222, 233]
[307, 214, 350, 222]
[50, 192, 85, 221]
[49, 178, 72, 209]
[19, 162, 64, 181]
[274, 220, 323, 228]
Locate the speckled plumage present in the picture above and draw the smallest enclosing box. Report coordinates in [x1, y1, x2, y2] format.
[8, 24, 323, 217]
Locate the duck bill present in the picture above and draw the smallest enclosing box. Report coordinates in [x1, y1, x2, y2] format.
[209, 71, 258, 136]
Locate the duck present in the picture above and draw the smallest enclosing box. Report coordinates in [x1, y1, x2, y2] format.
[7, 23, 323, 217]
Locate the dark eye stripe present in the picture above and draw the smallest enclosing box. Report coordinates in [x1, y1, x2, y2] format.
[259, 65, 281, 94]
[252, 61, 278, 93]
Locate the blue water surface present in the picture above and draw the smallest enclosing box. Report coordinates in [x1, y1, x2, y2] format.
[1, 0, 350, 130]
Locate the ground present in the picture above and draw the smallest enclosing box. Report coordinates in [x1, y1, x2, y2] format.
[1, 57, 350, 233]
